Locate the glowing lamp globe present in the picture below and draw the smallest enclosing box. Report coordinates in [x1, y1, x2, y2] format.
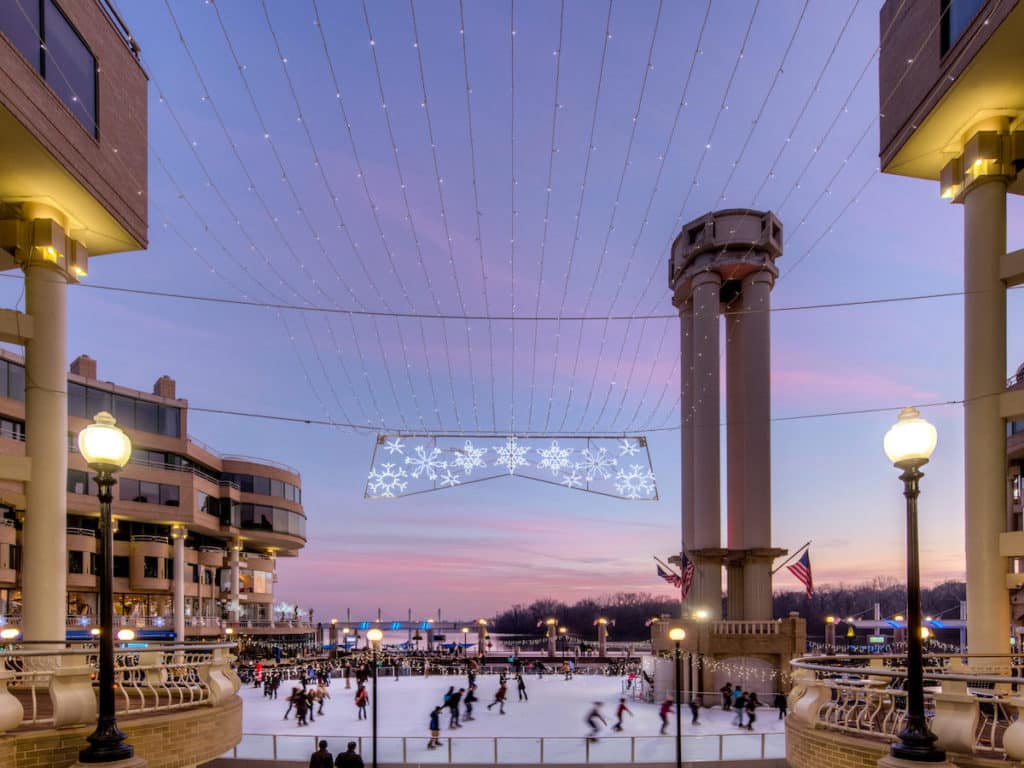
[884, 407, 937, 468]
[920, 627, 931, 640]
[366, 628, 383, 645]
[668, 628, 685, 642]
[694, 609, 709, 621]
[117, 629, 135, 642]
[0, 627, 19, 640]
[461, 627, 469, 634]
[78, 412, 132, 471]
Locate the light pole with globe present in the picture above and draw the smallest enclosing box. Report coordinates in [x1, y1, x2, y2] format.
[668, 628, 686, 768]
[366, 627, 384, 768]
[77, 412, 133, 763]
[883, 406, 945, 763]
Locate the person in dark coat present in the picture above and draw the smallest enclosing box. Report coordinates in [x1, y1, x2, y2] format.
[464, 684, 478, 721]
[309, 740, 333, 768]
[773, 692, 788, 719]
[448, 688, 464, 728]
[334, 741, 364, 768]
[720, 683, 733, 711]
[428, 706, 443, 749]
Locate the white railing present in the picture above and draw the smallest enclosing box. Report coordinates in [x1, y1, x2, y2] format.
[66, 527, 97, 538]
[0, 642, 240, 732]
[222, 731, 785, 764]
[712, 621, 779, 636]
[789, 653, 1024, 761]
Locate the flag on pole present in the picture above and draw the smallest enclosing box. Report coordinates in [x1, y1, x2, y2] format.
[657, 564, 682, 589]
[680, 552, 696, 599]
[787, 549, 813, 598]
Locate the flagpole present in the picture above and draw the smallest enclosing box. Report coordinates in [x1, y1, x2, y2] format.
[771, 540, 812, 575]
[654, 556, 681, 576]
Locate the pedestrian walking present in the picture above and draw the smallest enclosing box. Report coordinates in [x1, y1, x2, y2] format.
[585, 702, 606, 742]
[428, 706, 443, 749]
[309, 740, 333, 768]
[486, 679, 508, 714]
[612, 697, 632, 731]
[355, 684, 369, 720]
[334, 741, 364, 768]
[659, 697, 673, 735]
[516, 673, 528, 701]
[464, 684, 477, 721]
[774, 692, 788, 719]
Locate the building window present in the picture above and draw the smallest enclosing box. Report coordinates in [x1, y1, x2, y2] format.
[89, 552, 97, 575]
[113, 555, 129, 578]
[163, 558, 173, 580]
[0, 419, 24, 441]
[941, 0, 987, 55]
[143, 556, 159, 579]
[118, 478, 179, 505]
[190, 563, 199, 584]
[68, 550, 83, 574]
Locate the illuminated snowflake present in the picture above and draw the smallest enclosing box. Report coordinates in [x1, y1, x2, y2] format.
[383, 437, 406, 455]
[561, 470, 583, 489]
[576, 447, 617, 482]
[618, 438, 640, 457]
[439, 469, 461, 488]
[450, 440, 487, 476]
[405, 444, 447, 480]
[614, 464, 657, 499]
[367, 463, 408, 498]
[494, 436, 530, 475]
[537, 440, 573, 476]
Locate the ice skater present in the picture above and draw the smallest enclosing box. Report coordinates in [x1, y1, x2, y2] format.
[659, 697, 673, 735]
[463, 684, 477, 721]
[612, 697, 632, 732]
[689, 696, 701, 725]
[355, 684, 369, 720]
[774, 692, 788, 719]
[486, 679, 508, 714]
[448, 688, 464, 728]
[516, 673, 528, 701]
[744, 693, 758, 731]
[585, 702, 606, 742]
[733, 691, 748, 728]
[428, 706, 442, 749]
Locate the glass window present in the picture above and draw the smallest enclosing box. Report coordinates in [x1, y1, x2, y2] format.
[163, 558, 173, 580]
[68, 382, 87, 418]
[113, 555, 129, 578]
[270, 479, 284, 498]
[89, 552, 97, 575]
[273, 507, 288, 533]
[239, 503, 254, 528]
[255, 505, 273, 530]
[158, 405, 180, 437]
[239, 475, 253, 493]
[135, 401, 159, 434]
[203, 568, 213, 585]
[68, 550, 83, 574]
[68, 469, 88, 495]
[138, 481, 159, 504]
[189, 563, 199, 583]
[197, 491, 210, 515]
[143, 556, 159, 579]
[86, 386, 112, 417]
[941, 0, 987, 54]
[7, 363, 24, 401]
[0, 0, 42, 66]
[283, 483, 294, 502]
[160, 484, 179, 507]
[42, 0, 97, 134]
[1, 419, 25, 441]
[0, 361, 7, 399]
[119, 478, 139, 502]
[253, 476, 271, 496]
[112, 395, 135, 430]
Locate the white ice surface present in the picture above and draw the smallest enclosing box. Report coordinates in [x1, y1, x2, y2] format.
[233, 674, 786, 763]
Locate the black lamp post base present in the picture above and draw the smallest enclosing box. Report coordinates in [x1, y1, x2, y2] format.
[74, 752, 144, 768]
[890, 744, 948, 763]
[880, 750, 954, 767]
[78, 722, 135, 764]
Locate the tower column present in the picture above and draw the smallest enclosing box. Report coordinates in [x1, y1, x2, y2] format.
[725, 291, 746, 620]
[740, 271, 774, 620]
[691, 271, 722, 618]
[22, 258, 68, 642]
[679, 300, 695, 614]
[962, 176, 1009, 656]
[171, 526, 186, 643]
[229, 541, 241, 624]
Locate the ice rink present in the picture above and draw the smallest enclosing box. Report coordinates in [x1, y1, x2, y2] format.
[230, 673, 787, 763]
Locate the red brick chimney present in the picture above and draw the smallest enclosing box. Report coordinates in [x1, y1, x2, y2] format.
[153, 375, 176, 400]
[70, 354, 97, 379]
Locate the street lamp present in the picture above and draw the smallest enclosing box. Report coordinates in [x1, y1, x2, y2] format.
[558, 626, 567, 659]
[668, 628, 685, 768]
[883, 406, 944, 763]
[77, 412, 133, 763]
[366, 627, 384, 768]
[461, 626, 469, 654]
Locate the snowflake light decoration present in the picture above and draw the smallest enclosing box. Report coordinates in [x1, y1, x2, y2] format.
[618, 438, 640, 457]
[614, 464, 656, 499]
[576, 447, 617, 482]
[439, 469, 461, 488]
[383, 437, 406, 456]
[450, 440, 487, 476]
[367, 463, 408, 498]
[405, 445, 447, 480]
[494, 436, 530, 475]
[537, 440, 573, 477]
[561, 470, 583, 489]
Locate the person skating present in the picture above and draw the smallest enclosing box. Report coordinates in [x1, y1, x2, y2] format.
[317, 682, 331, 715]
[284, 686, 302, 720]
[448, 688, 464, 728]
[296, 690, 309, 727]
[773, 691, 788, 719]
[516, 673, 528, 701]
[745, 692, 759, 731]
[355, 684, 369, 720]
[463, 684, 477, 721]
[309, 739, 333, 768]
[334, 741, 364, 768]
[720, 682, 733, 711]
[733, 692, 748, 728]
[659, 697, 673, 735]
[306, 687, 316, 723]
[689, 696, 701, 725]
[585, 702, 606, 742]
[612, 697, 632, 731]
[486, 679, 508, 714]
[428, 706, 443, 749]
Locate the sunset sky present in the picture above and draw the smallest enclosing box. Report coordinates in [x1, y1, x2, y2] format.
[4, 0, 1021, 621]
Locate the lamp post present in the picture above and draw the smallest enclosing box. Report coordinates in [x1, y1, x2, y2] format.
[883, 406, 945, 763]
[461, 626, 469, 655]
[558, 626, 567, 659]
[668, 628, 686, 768]
[77, 411, 133, 763]
[366, 627, 384, 768]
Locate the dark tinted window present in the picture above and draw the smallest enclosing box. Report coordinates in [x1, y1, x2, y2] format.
[86, 386, 112, 417]
[8, 363, 24, 400]
[138, 481, 159, 504]
[163, 558, 173, 579]
[112, 395, 135, 429]
[89, 551, 97, 575]
[253, 476, 271, 496]
[0, 361, 8, 399]
[238, 474, 254, 493]
[113, 555, 129, 578]
[189, 563, 199, 583]
[0, 0, 42, 65]
[42, 1, 96, 134]
[143, 556, 158, 579]
[158, 405, 180, 437]
[941, 0, 987, 54]
[135, 401, 159, 434]
[0, 419, 24, 441]
[68, 382, 87, 418]
[159, 484, 179, 507]
[270, 478, 284, 498]
[119, 478, 139, 502]
[68, 549, 83, 574]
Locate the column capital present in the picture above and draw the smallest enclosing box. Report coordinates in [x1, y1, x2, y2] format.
[169, 524, 187, 540]
[691, 270, 723, 290]
[940, 129, 1021, 203]
[741, 269, 775, 290]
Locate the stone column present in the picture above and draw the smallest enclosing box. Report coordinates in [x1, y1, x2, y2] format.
[597, 621, 608, 657]
[22, 257, 68, 643]
[725, 305, 745, 554]
[229, 540, 241, 624]
[691, 271, 723, 619]
[725, 556, 745, 620]
[477, 624, 486, 657]
[547, 627, 557, 657]
[740, 271, 774, 620]
[680, 300, 695, 576]
[171, 526, 186, 643]
[962, 176, 1009, 656]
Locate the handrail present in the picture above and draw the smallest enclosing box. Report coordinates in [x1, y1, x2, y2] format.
[130, 534, 169, 544]
[221, 454, 301, 477]
[791, 653, 1024, 686]
[98, 0, 141, 56]
[66, 527, 97, 537]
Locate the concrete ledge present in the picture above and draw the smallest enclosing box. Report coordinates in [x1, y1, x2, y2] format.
[204, 761, 787, 768]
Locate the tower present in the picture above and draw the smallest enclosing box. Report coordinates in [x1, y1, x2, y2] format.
[668, 209, 785, 620]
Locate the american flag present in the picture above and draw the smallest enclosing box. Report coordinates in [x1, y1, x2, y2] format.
[787, 550, 813, 599]
[679, 553, 696, 599]
[657, 564, 682, 589]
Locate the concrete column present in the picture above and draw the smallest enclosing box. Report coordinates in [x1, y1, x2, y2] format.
[477, 625, 486, 657]
[597, 621, 608, 657]
[725, 559, 744, 620]
[742, 554, 774, 622]
[680, 300, 695, 560]
[171, 526, 186, 643]
[962, 177, 1009, 656]
[22, 260, 68, 643]
[725, 308, 745, 552]
[229, 541, 240, 624]
[691, 272, 722, 619]
[547, 627, 557, 657]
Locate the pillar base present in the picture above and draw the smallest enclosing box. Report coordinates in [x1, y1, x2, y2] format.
[877, 754, 957, 768]
[71, 757, 147, 768]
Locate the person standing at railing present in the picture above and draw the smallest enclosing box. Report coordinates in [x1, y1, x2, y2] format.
[720, 682, 733, 711]
[334, 741, 364, 768]
[309, 740, 333, 768]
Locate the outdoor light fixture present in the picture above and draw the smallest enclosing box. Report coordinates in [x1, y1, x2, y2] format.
[366, 627, 384, 768]
[884, 407, 944, 763]
[694, 609, 709, 621]
[668, 628, 686, 768]
[90, 628, 101, 637]
[116, 629, 135, 642]
[0, 627, 18, 641]
[78, 412, 133, 764]
[826, 616, 835, 624]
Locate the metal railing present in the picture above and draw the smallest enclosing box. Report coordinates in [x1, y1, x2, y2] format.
[223, 731, 785, 764]
[221, 454, 301, 477]
[712, 621, 780, 636]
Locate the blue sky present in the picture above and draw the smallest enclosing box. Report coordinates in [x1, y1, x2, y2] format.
[7, 0, 1023, 620]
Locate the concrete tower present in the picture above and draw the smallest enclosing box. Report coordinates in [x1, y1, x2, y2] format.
[669, 209, 785, 620]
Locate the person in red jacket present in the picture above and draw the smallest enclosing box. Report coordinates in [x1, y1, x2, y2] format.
[659, 696, 674, 735]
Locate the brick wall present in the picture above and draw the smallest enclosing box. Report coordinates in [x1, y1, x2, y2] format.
[0, 694, 241, 768]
